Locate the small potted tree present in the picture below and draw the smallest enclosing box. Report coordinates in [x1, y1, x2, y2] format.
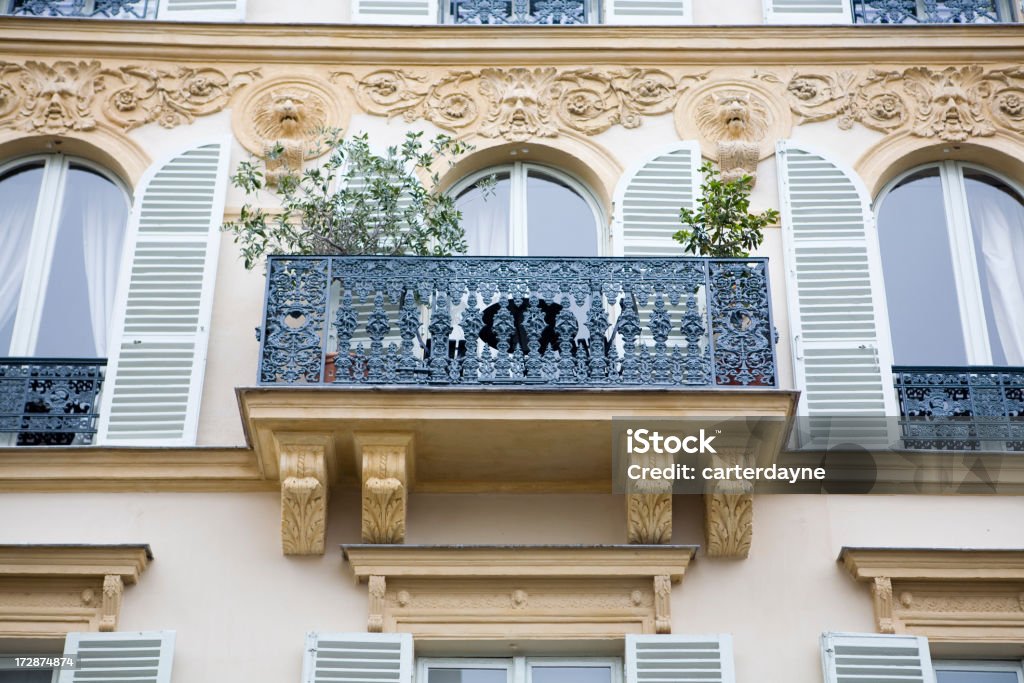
[223, 129, 481, 381]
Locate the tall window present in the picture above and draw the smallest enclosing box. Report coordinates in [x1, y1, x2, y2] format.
[419, 657, 620, 683]
[934, 661, 1024, 683]
[877, 161, 1024, 366]
[0, 155, 131, 359]
[453, 162, 603, 256]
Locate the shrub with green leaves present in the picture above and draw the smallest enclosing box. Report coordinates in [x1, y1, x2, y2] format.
[673, 162, 779, 258]
[223, 130, 475, 270]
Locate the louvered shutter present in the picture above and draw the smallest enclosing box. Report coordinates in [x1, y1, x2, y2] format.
[157, 0, 246, 20]
[605, 0, 691, 25]
[302, 632, 413, 683]
[614, 142, 700, 257]
[352, 0, 438, 23]
[59, 631, 175, 683]
[821, 633, 935, 683]
[763, 0, 851, 23]
[626, 634, 735, 683]
[98, 140, 230, 446]
[777, 142, 898, 427]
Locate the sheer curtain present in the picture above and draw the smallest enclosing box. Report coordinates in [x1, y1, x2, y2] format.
[968, 181, 1024, 365]
[0, 172, 39, 353]
[80, 182, 129, 357]
[459, 176, 511, 256]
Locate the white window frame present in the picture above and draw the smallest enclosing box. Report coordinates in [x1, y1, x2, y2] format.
[0, 154, 130, 358]
[450, 162, 607, 256]
[418, 656, 623, 683]
[933, 660, 1024, 682]
[875, 160, 1024, 366]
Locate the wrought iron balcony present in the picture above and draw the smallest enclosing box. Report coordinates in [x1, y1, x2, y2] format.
[893, 366, 1024, 451]
[3, 0, 155, 18]
[852, 0, 1008, 23]
[447, 0, 591, 24]
[0, 358, 106, 446]
[257, 255, 777, 389]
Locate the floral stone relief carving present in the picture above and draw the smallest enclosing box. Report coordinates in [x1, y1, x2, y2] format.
[333, 67, 706, 142]
[770, 65, 1024, 142]
[0, 59, 260, 135]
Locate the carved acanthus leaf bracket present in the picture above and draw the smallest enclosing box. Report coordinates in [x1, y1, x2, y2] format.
[280, 441, 330, 556]
[702, 446, 754, 559]
[765, 65, 1024, 142]
[332, 67, 707, 142]
[0, 59, 260, 135]
[99, 574, 123, 632]
[355, 432, 414, 544]
[626, 449, 673, 544]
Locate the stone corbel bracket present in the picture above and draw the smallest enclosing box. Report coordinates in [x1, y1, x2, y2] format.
[277, 433, 337, 556]
[703, 445, 755, 559]
[841, 547, 1024, 643]
[626, 450, 673, 544]
[0, 545, 150, 637]
[354, 432, 415, 544]
[343, 545, 695, 639]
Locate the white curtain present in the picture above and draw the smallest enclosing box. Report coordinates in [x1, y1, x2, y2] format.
[461, 179, 510, 256]
[968, 181, 1024, 365]
[0, 172, 39, 352]
[80, 182, 130, 357]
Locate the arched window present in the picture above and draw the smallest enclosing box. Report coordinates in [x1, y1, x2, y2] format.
[452, 162, 604, 256]
[877, 161, 1024, 366]
[0, 155, 130, 358]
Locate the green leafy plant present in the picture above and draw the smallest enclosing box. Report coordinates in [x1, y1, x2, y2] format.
[223, 129, 478, 270]
[673, 161, 779, 258]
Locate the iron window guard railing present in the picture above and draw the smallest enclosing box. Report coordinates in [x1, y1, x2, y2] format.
[852, 0, 1008, 23]
[447, 0, 592, 24]
[0, 358, 106, 446]
[257, 255, 777, 389]
[3, 0, 154, 18]
[893, 365, 1024, 451]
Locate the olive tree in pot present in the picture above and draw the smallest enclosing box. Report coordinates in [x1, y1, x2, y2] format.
[223, 129, 479, 381]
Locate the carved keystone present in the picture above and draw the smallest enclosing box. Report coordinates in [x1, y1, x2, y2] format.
[280, 439, 331, 555]
[354, 433, 414, 544]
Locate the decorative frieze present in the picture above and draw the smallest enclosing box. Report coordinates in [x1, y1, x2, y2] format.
[0, 59, 259, 135]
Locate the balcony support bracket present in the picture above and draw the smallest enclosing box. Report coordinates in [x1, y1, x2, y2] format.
[703, 446, 754, 559]
[355, 432, 414, 544]
[279, 434, 336, 556]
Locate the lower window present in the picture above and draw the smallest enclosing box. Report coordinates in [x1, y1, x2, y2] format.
[419, 657, 620, 683]
[935, 661, 1024, 683]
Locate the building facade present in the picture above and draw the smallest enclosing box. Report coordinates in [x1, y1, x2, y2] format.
[1, 1, 1023, 682]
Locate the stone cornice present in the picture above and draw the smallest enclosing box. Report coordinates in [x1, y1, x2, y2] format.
[1, 20, 1024, 65]
[841, 547, 1024, 581]
[343, 545, 696, 582]
[0, 545, 151, 583]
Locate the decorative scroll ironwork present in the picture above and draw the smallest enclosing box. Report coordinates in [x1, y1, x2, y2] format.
[852, 0, 1003, 24]
[258, 256, 777, 390]
[0, 358, 106, 446]
[449, 0, 589, 24]
[893, 366, 1024, 451]
[6, 0, 155, 18]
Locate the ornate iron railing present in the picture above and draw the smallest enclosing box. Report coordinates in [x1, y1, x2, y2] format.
[0, 358, 106, 446]
[5, 0, 154, 18]
[258, 256, 776, 389]
[893, 366, 1024, 451]
[448, 0, 590, 24]
[852, 0, 1005, 23]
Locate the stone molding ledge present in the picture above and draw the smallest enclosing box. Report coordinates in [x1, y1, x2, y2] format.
[343, 544, 695, 639]
[841, 547, 1024, 643]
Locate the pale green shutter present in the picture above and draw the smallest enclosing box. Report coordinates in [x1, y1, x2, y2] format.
[777, 141, 898, 424]
[763, 0, 852, 23]
[59, 631, 175, 683]
[302, 632, 413, 683]
[605, 0, 692, 25]
[352, 0, 438, 23]
[626, 634, 735, 683]
[821, 633, 935, 683]
[98, 140, 230, 446]
[157, 0, 246, 19]
[614, 142, 700, 257]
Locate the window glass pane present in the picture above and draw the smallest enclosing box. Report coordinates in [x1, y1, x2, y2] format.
[936, 670, 1020, 683]
[35, 165, 128, 358]
[525, 170, 598, 257]
[428, 668, 508, 683]
[0, 164, 44, 354]
[458, 172, 511, 256]
[878, 168, 967, 365]
[531, 666, 613, 683]
[0, 670, 56, 682]
[963, 169, 1024, 366]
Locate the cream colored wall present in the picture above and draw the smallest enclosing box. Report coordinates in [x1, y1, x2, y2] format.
[1, 493, 1022, 681]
